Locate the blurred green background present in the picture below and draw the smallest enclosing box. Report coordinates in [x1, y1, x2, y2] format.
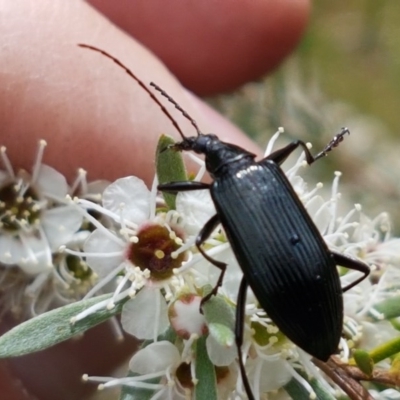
[210, 1, 400, 233]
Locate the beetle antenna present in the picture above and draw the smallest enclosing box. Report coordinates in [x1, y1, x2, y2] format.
[78, 44, 186, 140]
[150, 82, 202, 137]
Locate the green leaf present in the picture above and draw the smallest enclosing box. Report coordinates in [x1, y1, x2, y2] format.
[284, 372, 336, 400]
[156, 134, 187, 210]
[372, 296, 400, 320]
[353, 349, 374, 375]
[201, 285, 235, 347]
[368, 336, 400, 363]
[284, 377, 312, 400]
[195, 335, 218, 400]
[0, 293, 126, 358]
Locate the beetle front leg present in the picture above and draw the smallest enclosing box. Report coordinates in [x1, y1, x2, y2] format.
[331, 251, 370, 292]
[194, 214, 229, 306]
[158, 181, 211, 192]
[262, 127, 350, 166]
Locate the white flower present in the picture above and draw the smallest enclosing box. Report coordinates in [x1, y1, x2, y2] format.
[84, 340, 197, 399]
[71, 175, 205, 339]
[0, 141, 82, 274]
[84, 338, 237, 400]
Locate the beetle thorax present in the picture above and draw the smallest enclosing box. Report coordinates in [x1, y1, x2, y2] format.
[181, 134, 255, 178]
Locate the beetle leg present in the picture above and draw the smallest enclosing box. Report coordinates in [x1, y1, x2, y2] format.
[331, 251, 370, 292]
[235, 277, 255, 400]
[158, 181, 210, 192]
[195, 214, 229, 306]
[262, 127, 350, 166]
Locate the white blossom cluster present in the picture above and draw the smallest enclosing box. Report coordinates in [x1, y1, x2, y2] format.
[0, 141, 103, 316]
[1, 132, 400, 399]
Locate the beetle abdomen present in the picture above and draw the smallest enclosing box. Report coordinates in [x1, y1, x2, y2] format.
[211, 160, 343, 360]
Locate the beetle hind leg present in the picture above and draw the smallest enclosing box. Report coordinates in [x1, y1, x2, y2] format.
[332, 251, 370, 292]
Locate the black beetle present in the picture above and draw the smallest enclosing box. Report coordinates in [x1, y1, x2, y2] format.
[79, 44, 370, 399]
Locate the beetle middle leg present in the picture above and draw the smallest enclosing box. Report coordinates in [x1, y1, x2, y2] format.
[235, 277, 256, 400]
[263, 127, 350, 167]
[157, 181, 228, 305]
[195, 214, 229, 306]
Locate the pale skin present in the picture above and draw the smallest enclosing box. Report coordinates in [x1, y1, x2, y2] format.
[0, 0, 309, 398]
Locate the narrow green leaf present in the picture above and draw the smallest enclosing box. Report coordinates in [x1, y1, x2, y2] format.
[284, 377, 313, 400]
[372, 296, 400, 320]
[156, 134, 187, 210]
[389, 317, 400, 331]
[284, 373, 336, 400]
[368, 336, 400, 363]
[202, 285, 235, 347]
[0, 293, 126, 358]
[310, 377, 337, 400]
[195, 335, 218, 400]
[353, 349, 374, 375]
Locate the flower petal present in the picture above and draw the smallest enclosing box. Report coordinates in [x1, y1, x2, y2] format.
[121, 287, 169, 340]
[41, 206, 83, 251]
[0, 234, 27, 265]
[176, 190, 216, 235]
[169, 294, 206, 338]
[83, 228, 125, 277]
[257, 358, 291, 392]
[35, 164, 69, 198]
[102, 176, 151, 225]
[129, 341, 180, 374]
[206, 334, 236, 367]
[18, 231, 53, 275]
[305, 195, 330, 234]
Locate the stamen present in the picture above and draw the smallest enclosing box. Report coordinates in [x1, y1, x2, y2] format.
[70, 168, 88, 194]
[190, 361, 198, 386]
[83, 262, 126, 299]
[150, 174, 158, 220]
[339, 337, 350, 361]
[0, 146, 15, 178]
[109, 316, 124, 342]
[170, 236, 196, 259]
[154, 289, 161, 343]
[284, 361, 316, 399]
[110, 273, 130, 306]
[60, 246, 123, 259]
[326, 172, 342, 235]
[357, 269, 388, 317]
[264, 127, 283, 157]
[301, 183, 323, 202]
[286, 151, 306, 178]
[69, 200, 126, 246]
[24, 271, 50, 297]
[182, 333, 198, 363]
[174, 242, 230, 274]
[76, 197, 138, 231]
[31, 140, 47, 184]
[252, 357, 262, 400]
[72, 288, 130, 323]
[155, 250, 165, 259]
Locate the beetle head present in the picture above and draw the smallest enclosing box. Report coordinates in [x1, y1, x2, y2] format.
[174, 134, 255, 177]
